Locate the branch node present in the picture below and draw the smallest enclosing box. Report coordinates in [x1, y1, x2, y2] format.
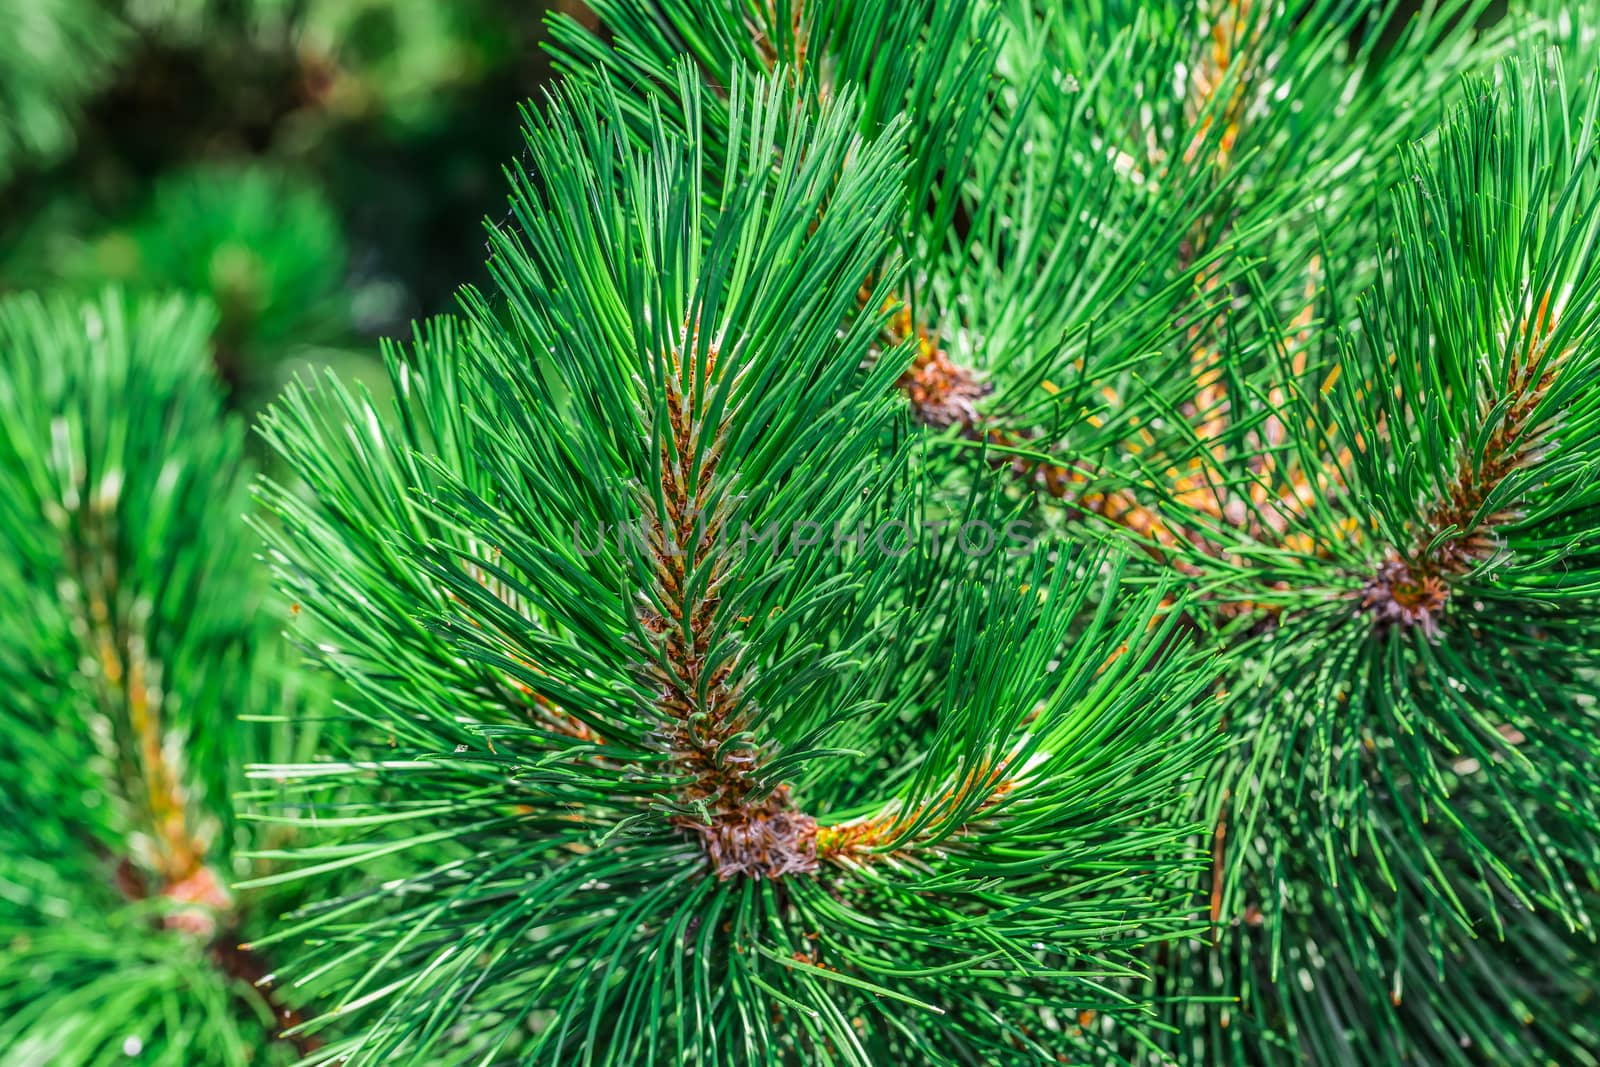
[1361, 557, 1449, 638]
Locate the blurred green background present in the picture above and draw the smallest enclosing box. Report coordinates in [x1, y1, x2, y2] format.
[0, 0, 588, 414]
[0, 0, 1472, 424]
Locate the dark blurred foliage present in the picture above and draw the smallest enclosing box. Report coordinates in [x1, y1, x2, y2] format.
[0, 0, 1481, 417]
[0, 0, 594, 410]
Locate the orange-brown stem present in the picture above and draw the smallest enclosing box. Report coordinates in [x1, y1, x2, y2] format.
[816, 758, 1014, 863]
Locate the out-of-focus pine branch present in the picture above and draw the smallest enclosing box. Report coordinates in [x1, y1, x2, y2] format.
[0, 289, 330, 1066]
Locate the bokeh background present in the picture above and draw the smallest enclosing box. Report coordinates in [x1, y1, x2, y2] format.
[1, 0, 590, 418]
[0, 0, 1491, 424]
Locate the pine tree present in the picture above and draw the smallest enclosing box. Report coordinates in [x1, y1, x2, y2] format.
[0, 290, 328, 1065]
[7, 2, 1600, 1065]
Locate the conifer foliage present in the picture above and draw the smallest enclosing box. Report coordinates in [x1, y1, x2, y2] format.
[1147, 53, 1600, 1067]
[5, 2, 1600, 1066]
[0, 291, 323, 1064]
[254, 72, 1217, 1063]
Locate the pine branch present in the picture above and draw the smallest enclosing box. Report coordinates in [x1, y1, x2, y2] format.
[1133, 52, 1600, 1062]
[251, 69, 1220, 1064]
[546, 25, 1594, 1065]
[0, 289, 326, 1066]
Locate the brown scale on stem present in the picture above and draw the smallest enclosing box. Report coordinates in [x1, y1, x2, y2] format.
[881, 301, 993, 431]
[70, 499, 226, 926]
[1362, 292, 1566, 635]
[858, 284, 992, 434]
[1361, 558, 1451, 638]
[643, 325, 818, 880]
[636, 316, 1026, 877]
[97, 629, 221, 915]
